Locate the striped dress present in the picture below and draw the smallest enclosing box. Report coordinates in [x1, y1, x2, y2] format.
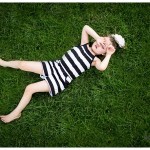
[40, 43, 95, 96]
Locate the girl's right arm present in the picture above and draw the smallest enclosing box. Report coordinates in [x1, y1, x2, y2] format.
[81, 25, 101, 45]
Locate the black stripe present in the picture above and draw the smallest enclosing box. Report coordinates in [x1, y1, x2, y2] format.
[77, 46, 92, 63]
[48, 62, 61, 93]
[65, 52, 82, 76]
[71, 49, 87, 70]
[52, 62, 67, 88]
[83, 44, 95, 60]
[58, 62, 70, 79]
[61, 59, 76, 80]
[46, 77, 55, 96]
[42, 62, 48, 76]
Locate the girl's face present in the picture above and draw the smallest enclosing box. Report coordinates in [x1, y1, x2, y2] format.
[91, 37, 112, 55]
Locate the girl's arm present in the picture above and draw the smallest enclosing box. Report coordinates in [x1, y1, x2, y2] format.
[93, 45, 116, 71]
[94, 54, 112, 71]
[81, 25, 101, 45]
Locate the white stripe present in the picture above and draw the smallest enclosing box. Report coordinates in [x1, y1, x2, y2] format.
[66, 76, 72, 83]
[49, 75, 58, 95]
[55, 61, 66, 81]
[62, 55, 79, 77]
[73, 47, 90, 68]
[50, 62, 65, 91]
[4, 0, 149, 3]
[82, 45, 93, 60]
[45, 61, 52, 75]
[67, 50, 85, 73]
[45, 62, 58, 94]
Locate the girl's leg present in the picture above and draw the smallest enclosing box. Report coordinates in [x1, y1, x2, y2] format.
[0, 58, 43, 75]
[0, 80, 50, 123]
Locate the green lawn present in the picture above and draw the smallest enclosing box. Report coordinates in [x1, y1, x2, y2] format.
[0, 3, 150, 147]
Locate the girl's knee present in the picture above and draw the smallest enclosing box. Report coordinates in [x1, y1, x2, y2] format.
[25, 81, 49, 95]
[25, 84, 35, 94]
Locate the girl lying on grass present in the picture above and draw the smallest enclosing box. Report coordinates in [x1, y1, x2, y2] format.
[0, 25, 125, 123]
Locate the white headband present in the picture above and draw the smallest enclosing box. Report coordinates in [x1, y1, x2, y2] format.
[111, 34, 125, 48]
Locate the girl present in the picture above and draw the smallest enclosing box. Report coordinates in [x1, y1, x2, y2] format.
[0, 25, 125, 123]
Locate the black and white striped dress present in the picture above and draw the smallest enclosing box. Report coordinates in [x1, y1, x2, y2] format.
[40, 43, 95, 96]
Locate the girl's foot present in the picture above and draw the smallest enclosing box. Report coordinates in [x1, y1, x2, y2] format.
[0, 112, 21, 123]
[0, 58, 7, 67]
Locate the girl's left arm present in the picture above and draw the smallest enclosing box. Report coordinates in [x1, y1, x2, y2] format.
[81, 25, 100, 45]
[94, 54, 112, 71]
[93, 45, 116, 71]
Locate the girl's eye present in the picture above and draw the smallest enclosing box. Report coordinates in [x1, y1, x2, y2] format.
[103, 43, 106, 47]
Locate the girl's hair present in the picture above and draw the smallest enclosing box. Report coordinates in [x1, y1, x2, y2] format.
[108, 36, 119, 49]
[89, 41, 94, 47]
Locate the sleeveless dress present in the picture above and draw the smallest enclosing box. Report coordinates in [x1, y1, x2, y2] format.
[40, 43, 95, 96]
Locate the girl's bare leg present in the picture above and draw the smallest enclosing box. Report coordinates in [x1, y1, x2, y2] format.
[0, 80, 50, 123]
[0, 58, 43, 75]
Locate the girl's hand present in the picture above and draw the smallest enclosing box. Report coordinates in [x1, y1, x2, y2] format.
[96, 37, 106, 50]
[96, 38, 101, 45]
[106, 45, 116, 55]
[96, 37, 104, 46]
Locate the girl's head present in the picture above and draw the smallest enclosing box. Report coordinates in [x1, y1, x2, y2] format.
[90, 34, 125, 56]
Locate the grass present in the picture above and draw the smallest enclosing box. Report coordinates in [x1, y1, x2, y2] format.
[0, 3, 150, 147]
